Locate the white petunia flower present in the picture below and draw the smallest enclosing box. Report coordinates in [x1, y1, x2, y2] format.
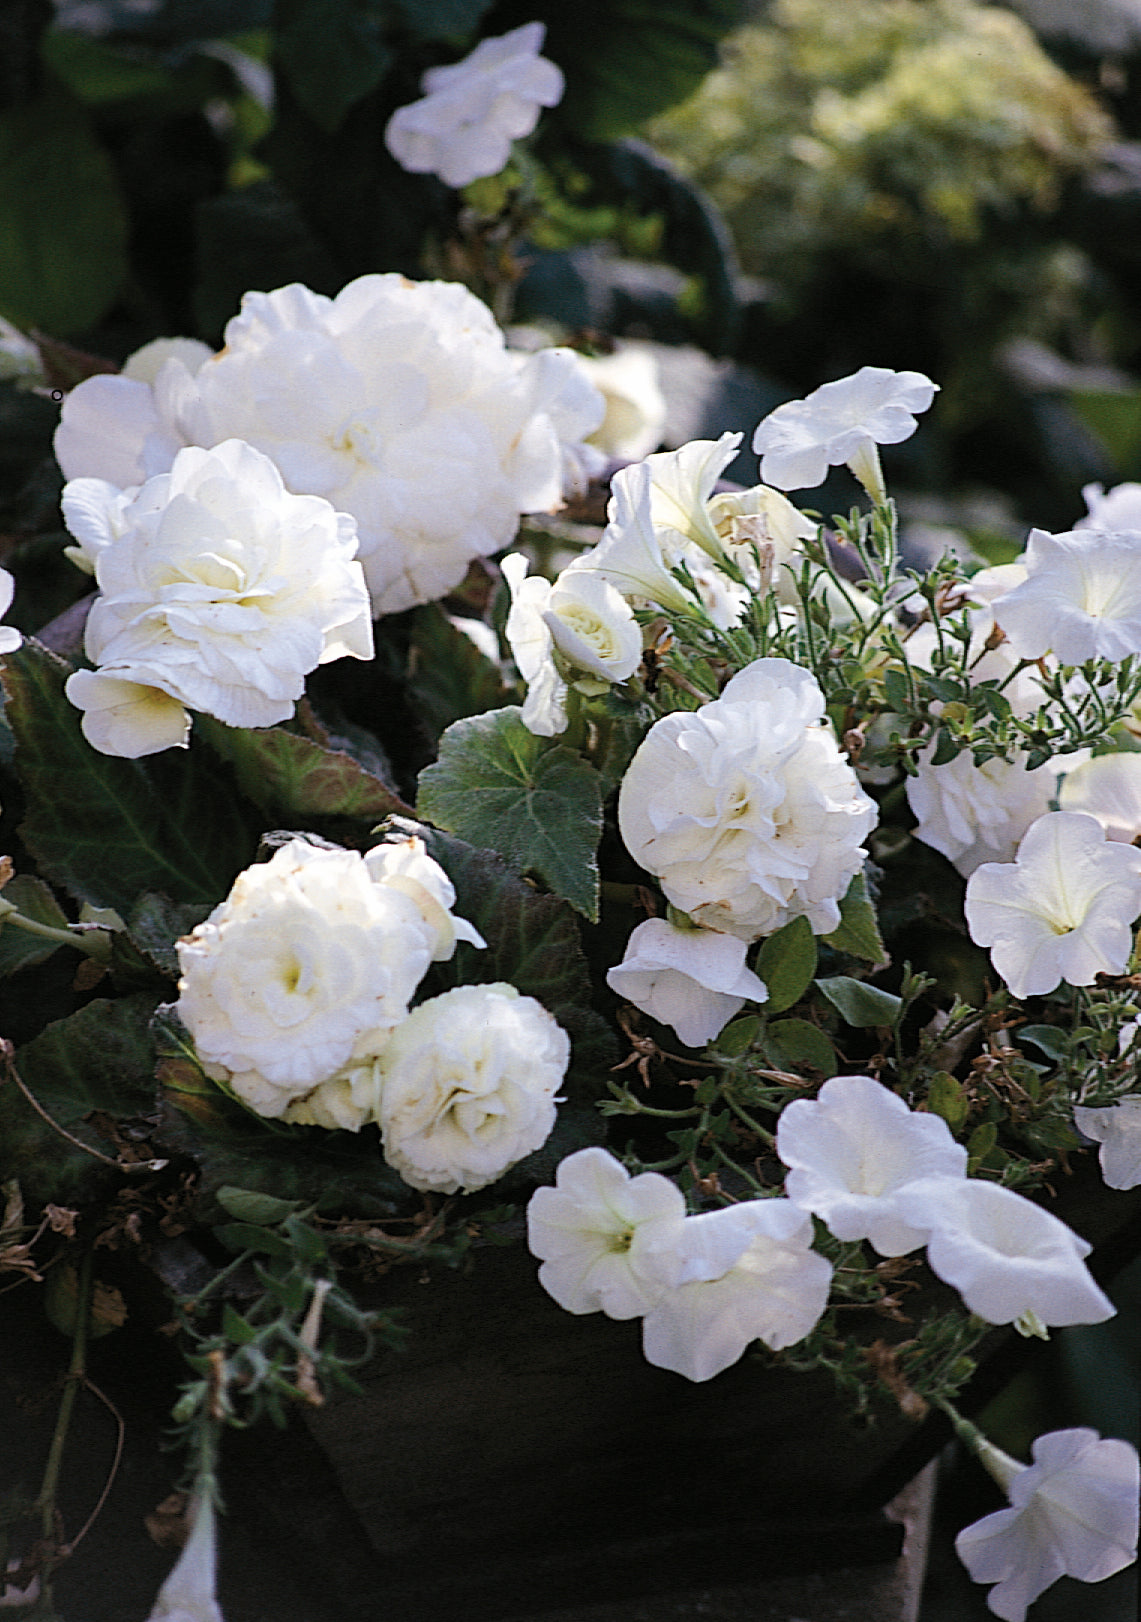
[963, 811, 1141, 999]
[177, 839, 436, 1113]
[62, 439, 374, 754]
[55, 275, 603, 615]
[707, 481, 818, 604]
[751, 367, 938, 500]
[618, 658, 878, 940]
[384, 22, 564, 190]
[639, 1199, 832, 1381]
[1058, 751, 1141, 842]
[526, 1145, 686, 1318]
[571, 458, 696, 615]
[0, 568, 23, 655]
[955, 1428, 1138, 1622]
[1073, 1096, 1141, 1190]
[606, 918, 768, 1048]
[377, 982, 569, 1193]
[896, 1177, 1114, 1326]
[640, 434, 743, 568]
[144, 1488, 225, 1622]
[988, 527, 1141, 662]
[775, 1074, 968, 1256]
[1078, 480, 1141, 532]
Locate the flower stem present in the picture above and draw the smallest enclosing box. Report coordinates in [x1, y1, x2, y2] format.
[0, 905, 110, 961]
[36, 1247, 94, 1565]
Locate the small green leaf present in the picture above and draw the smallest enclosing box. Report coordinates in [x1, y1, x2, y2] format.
[757, 916, 817, 1015]
[823, 869, 887, 965]
[714, 1015, 760, 1057]
[815, 975, 903, 1028]
[417, 707, 604, 921]
[0, 874, 71, 975]
[764, 1018, 836, 1077]
[882, 667, 911, 713]
[967, 1121, 999, 1171]
[1018, 1025, 1069, 1062]
[214, 1221, 294, 1258]
[221, 1303, 259, 1345]
[215, 1186, 304, 1225]
[925, 1071, 969, 1134]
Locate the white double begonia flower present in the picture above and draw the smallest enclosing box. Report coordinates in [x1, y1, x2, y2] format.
[377, 982, 569, 1193]
[62, 439, 374, 755]
[144, 1488, 225, 1622]
[55, 275, 604, 615]
[988, 526, 1141, 663]
[955, 1428, 1138, 1622]
[526, 1145, 686, 1318]
[906, 747, 1074, 879]
[751, 367, 938, 501]
[1073, 1096, 1141, 1190]
[639, 1199, 833, 1382]
[579, 341, 667, 460]
[606, 918, 769, 1048]
[775, 1074, 968, 1256]
[177, 840, 437, 1117]
[502, 552, 642, 735]
[618, 658, 878, 940]
[1058, 751, 1141, 843]
[364, 833, 487, 961]
[384, 22, 564, 190]
[895, 1178, 1114, 1327]
[964, 811, 1141, 999]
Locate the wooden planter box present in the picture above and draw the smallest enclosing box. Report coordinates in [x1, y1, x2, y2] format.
[304, 1164, 1141, 1622]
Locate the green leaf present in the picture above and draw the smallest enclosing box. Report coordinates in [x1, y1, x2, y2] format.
[274, 0, 393, 134]
[125, 892, 213, 981]
[815, 975, 903, 1029]
[2, 641, 261, 915]
[196, 716, 412, 825]
[0, 88, 127, 335]
[822, 869, 887, 965]
[407, 603, 512, 741]
[416, 707, 603, 921]
[967, 1120, 999, 1171]
[215, 1186, 304, 1225]
[756, 915, 817, 1015]
[925, 1071, 969, 1134]
[40, 29, 177, 105]
[714, 1014, 760, 1057]
[0, 995, 158, 1204]
[763, 1018, 836, 1077]
[0, 874, 71, 975]
[214, 1221, 294, 1258]
[1018, 1024, 1069, 1062]
[416, 825, 617, 1091]
[548, 0, 744, 142]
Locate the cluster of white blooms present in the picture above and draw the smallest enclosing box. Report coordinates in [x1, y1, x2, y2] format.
[964, 811, 1141, 1000]
[618, 658, 878, 941]
[527, 1146, 832, 1381]
[61, 439, 374, 757]
[56, 274, 604, 617]
[384, 23, 564, 190]
[176, 836, 569, 1193]
[775, 1076, 1113, 1329]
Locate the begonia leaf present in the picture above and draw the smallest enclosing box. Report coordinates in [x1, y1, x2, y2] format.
[196, 717, 412, 826]
[416, 707, 604, 921]
[406, 604, 512, 742]
[1, 641, 261, 915]
[391, 0, 496, 39]
[0, 994, 158, 1205]
[757, 915, 817, 1015]
[415, 824, 617, 1091]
